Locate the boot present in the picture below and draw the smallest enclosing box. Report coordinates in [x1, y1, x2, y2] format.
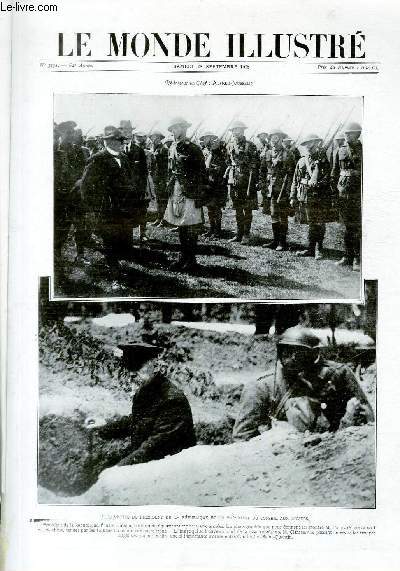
[262, 222, 279, 249]
[276, 223, 288, 251]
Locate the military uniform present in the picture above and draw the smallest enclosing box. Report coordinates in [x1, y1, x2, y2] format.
[261, 131, 296, 250]
[202, 139, 228, 237]
[227, 131, 260, 243]
[331, 130, 362, 267]
[290, 139, 332, 257]
[125, 139, 150, 237]
[233, 359, 373, 441]
[150, 139, 169, 224]
[164, 120, 206, 269]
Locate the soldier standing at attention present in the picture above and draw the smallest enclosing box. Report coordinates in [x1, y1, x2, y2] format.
[331, 122, 362, 271]
[124, 128, 150, 244]
[164, 117, 206, 272]
[199, 132, 228, 239]
[226, 121, 260, 245]
[261, 129, 294, 251]
[290, 134, 332, 260]
[149, 130, 169, 228]
[257, 131, 270, 214]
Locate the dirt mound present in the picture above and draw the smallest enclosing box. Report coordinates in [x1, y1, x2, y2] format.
[39, 423, 375, 507]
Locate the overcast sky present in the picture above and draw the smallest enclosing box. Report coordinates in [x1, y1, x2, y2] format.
[55, 94, 362, 142]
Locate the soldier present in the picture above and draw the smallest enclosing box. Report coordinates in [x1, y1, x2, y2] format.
[260, 129, 295, 251]
[124, 127, 150, 243]
[164, 117, 206, 271]
[80, 126, 145, 277]
[282, 136, 301, 163]
[86, 343, 196, 467]
[331, 122, 362, 271]
[257, 131, 270, 214]
[226, 121, 260, 244]
[119, 119, 135, 147]
[232, 326, 374, 441]
[148, 130, 169, 227]
[200, 132, 228, 238]
[290, 134, 332, 260]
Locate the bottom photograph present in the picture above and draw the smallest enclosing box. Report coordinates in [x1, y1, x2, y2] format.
[38, 279, 376, 507]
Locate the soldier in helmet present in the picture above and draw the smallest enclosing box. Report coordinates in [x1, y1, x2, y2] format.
[260, 129, 296, 251]
[199, 132, 228, 238]
[290, 134, 332, 260]
[226, 120, 260, 245]
[148, 130, 169, 227]
[164, 117, 207, 271]
[331, 122, 362, 271]
[232, 326, 374, 441]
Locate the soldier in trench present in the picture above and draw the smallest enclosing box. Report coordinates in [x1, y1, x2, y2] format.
[233, 326, 374, 442]
[86, 343, 196, 466]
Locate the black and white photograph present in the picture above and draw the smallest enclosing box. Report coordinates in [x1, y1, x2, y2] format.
[54, 94, 363, 300]
[39, 278, 376, 507]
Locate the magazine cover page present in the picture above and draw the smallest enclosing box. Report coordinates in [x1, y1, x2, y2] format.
[2, 0, 400, 570]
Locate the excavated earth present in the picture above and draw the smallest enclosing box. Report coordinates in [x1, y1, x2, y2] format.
[38, 318, 376, 506]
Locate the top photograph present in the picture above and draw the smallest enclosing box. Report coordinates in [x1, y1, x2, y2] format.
[53, 94, 363, 301]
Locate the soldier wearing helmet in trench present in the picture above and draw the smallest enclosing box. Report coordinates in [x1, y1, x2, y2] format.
[331, 122, 363, 272]
[232, 326, 374, 442]
[290, 134, 332, 260]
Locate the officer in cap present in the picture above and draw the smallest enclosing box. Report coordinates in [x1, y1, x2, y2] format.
[232, 325, 373, 441]
[200, 132, 228, 238]
[226, 120, 260, 244]
[290, 134, 332, 260]
[260, 128, 295, 251]
[148, 130, 169, 227]
[331, 122, 362, 271]
[164, 117, 206, 271]
[86, 342, 196, 467]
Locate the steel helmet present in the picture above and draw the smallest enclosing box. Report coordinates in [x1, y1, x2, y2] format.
[344, 122, 362, 133]
[300, 133, 322, 146]
[278, 326, 322, 349]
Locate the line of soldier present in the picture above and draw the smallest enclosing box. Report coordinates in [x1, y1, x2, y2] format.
[54, 116, 362, 276]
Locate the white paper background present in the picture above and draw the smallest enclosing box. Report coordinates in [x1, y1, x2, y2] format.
[4, 0, 400, 569]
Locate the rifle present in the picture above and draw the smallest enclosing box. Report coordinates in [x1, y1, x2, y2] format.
[189, 120, 204, 142]
[322, 104, 357, 152]
[276, 174, 288, 204]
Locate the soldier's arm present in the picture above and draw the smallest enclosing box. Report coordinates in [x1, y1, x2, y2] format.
[290, 161, 300, 201]
[232, 379, 272, 442]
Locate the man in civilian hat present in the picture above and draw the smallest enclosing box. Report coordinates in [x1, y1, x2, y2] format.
[80, 125, 143, 277]
[86, 343, 196, 467]
[260, 128, 295, 251]
[331, 122, 362, 271]
[148, 130, 169, 227]
[226, 120, 260, 244]
[119, 119, 135, 145]
[164, 117, 206, 271]
[199, 132, 228, 238]
[290, 134, 332, 260]
[233, 326, 374, 442]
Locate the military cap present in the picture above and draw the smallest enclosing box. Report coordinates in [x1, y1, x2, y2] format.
[57, 121, 77, 133]
[282, 136, 293, 143]
[86, 135, 96, 142]
[278, 326, 322, 349]
[135, 131, 147, 138]
[199, 131, 218, 141]
[149, 130, 164, 139]
[168, 117, 192, 132]
[257, 131, 269, 138]
[117, 343, 163, 371]
[120, 119, 134, 130]
[300, 133, 322, 146]
[335, 132, 345, 140]
[102, 125, 125, 140]
[230, 120, 248, 130]
[344, 122, 362, 133]
[162, 135, 174, 146]
[269, 129, 288, 139]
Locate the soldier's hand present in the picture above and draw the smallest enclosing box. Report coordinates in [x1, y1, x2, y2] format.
[84, 417, 105, 431]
